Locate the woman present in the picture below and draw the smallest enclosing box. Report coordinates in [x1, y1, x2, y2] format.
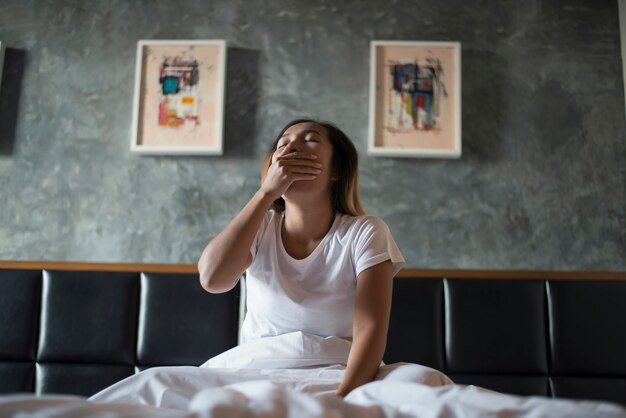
[90, 119, 413, 410]
[197, 118, 405, 396]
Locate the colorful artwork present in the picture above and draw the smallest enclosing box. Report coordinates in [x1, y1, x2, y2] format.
[158, 56, 201, 127]
[368, 41, 461, 158]
[388, 58, 446, 132]
[131, 40, 226, 155]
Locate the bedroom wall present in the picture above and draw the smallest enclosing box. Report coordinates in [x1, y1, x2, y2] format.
[0, 0, 624, 270]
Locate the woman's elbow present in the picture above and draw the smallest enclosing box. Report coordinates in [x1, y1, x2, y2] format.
[198, 263, 234, 294]
[197, 270, 215, 295]
[197, 248, 248, 294]
[199, 272, 224, 293]
[198, 258, 218, 293]
[198, 271, 212, 293]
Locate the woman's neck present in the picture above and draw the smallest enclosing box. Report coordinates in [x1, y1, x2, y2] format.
[282, 203, 335, 245]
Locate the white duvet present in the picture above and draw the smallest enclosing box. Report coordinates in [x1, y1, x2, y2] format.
[1, 332, 624, 418]
[2, 376, 624, 418]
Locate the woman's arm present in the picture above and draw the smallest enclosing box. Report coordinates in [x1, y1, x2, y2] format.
[197, 189, 275, 293]
[335, 260, 394, 397]
[198, 149, 322, 293]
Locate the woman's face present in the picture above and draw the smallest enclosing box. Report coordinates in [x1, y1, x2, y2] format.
[272, 122, 335, 199]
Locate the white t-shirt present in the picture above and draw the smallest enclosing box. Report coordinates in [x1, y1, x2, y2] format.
[240, 209, 405, 344]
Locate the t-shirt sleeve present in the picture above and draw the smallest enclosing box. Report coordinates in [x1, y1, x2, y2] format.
[249, 210, 274, 260]
[353, 216, 405, 278]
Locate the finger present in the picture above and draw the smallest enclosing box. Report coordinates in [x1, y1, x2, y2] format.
[276, 151, 318, 161]
[290, 173, 319, 181]
[278, 159, 322, 169]
[265, 164, 321, 185]
[285, 166, 322, 176]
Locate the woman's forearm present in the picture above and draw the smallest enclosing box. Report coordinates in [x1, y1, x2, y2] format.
[198, 189, 274, 293]
[336, 261, 394, 397]
[335, 324, 387, 397]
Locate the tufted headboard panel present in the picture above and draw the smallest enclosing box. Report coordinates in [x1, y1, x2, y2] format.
[383, 270, 626, 406]
[0, 263, 239, 396]
[1, 261, 625, 407]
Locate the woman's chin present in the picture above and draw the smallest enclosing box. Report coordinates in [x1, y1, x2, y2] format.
[285, 180, 313, 192]
[282, 181, 328, 201]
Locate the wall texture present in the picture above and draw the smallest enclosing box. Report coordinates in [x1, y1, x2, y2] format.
[0, 0, 624, 270]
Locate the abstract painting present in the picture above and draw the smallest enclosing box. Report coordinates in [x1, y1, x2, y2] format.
[131, 40, 226, 155]
[368, 41, 461, 158]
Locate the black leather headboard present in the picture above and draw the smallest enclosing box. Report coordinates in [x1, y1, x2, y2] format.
[384, 276, 626, 406]
[1, 262, 625, 407]
[0, 266, 239, 396]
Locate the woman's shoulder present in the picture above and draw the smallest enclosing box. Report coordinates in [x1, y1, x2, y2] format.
[335, 212, 390, 236]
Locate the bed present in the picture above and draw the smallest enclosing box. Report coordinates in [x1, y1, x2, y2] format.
[1, 260, 625, 417]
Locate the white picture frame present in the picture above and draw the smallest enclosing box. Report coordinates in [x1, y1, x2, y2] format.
[368, 40, 462, 158]
[130, 40, 227, 155]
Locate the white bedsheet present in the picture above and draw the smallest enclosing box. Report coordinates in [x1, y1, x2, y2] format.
[1, 374, 624, 418]
[2, 333, 624, 417]
[87, 362, 452, 409]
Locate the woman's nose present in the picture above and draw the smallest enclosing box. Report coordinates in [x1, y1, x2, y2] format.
[285, 141, 299, 153]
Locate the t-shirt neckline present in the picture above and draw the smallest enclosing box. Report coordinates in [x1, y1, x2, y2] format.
[278, 212, 340, 265]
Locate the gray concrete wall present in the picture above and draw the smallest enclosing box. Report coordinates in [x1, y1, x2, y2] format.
[0, 0, 624, 270]
[617, 0, 626, 124]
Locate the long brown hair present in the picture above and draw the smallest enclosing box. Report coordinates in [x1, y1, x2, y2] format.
[262, 119, 364, 216]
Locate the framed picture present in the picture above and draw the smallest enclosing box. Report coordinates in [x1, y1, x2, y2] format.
[131, 40, 226, 155]
[368, 41, 461, 158]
